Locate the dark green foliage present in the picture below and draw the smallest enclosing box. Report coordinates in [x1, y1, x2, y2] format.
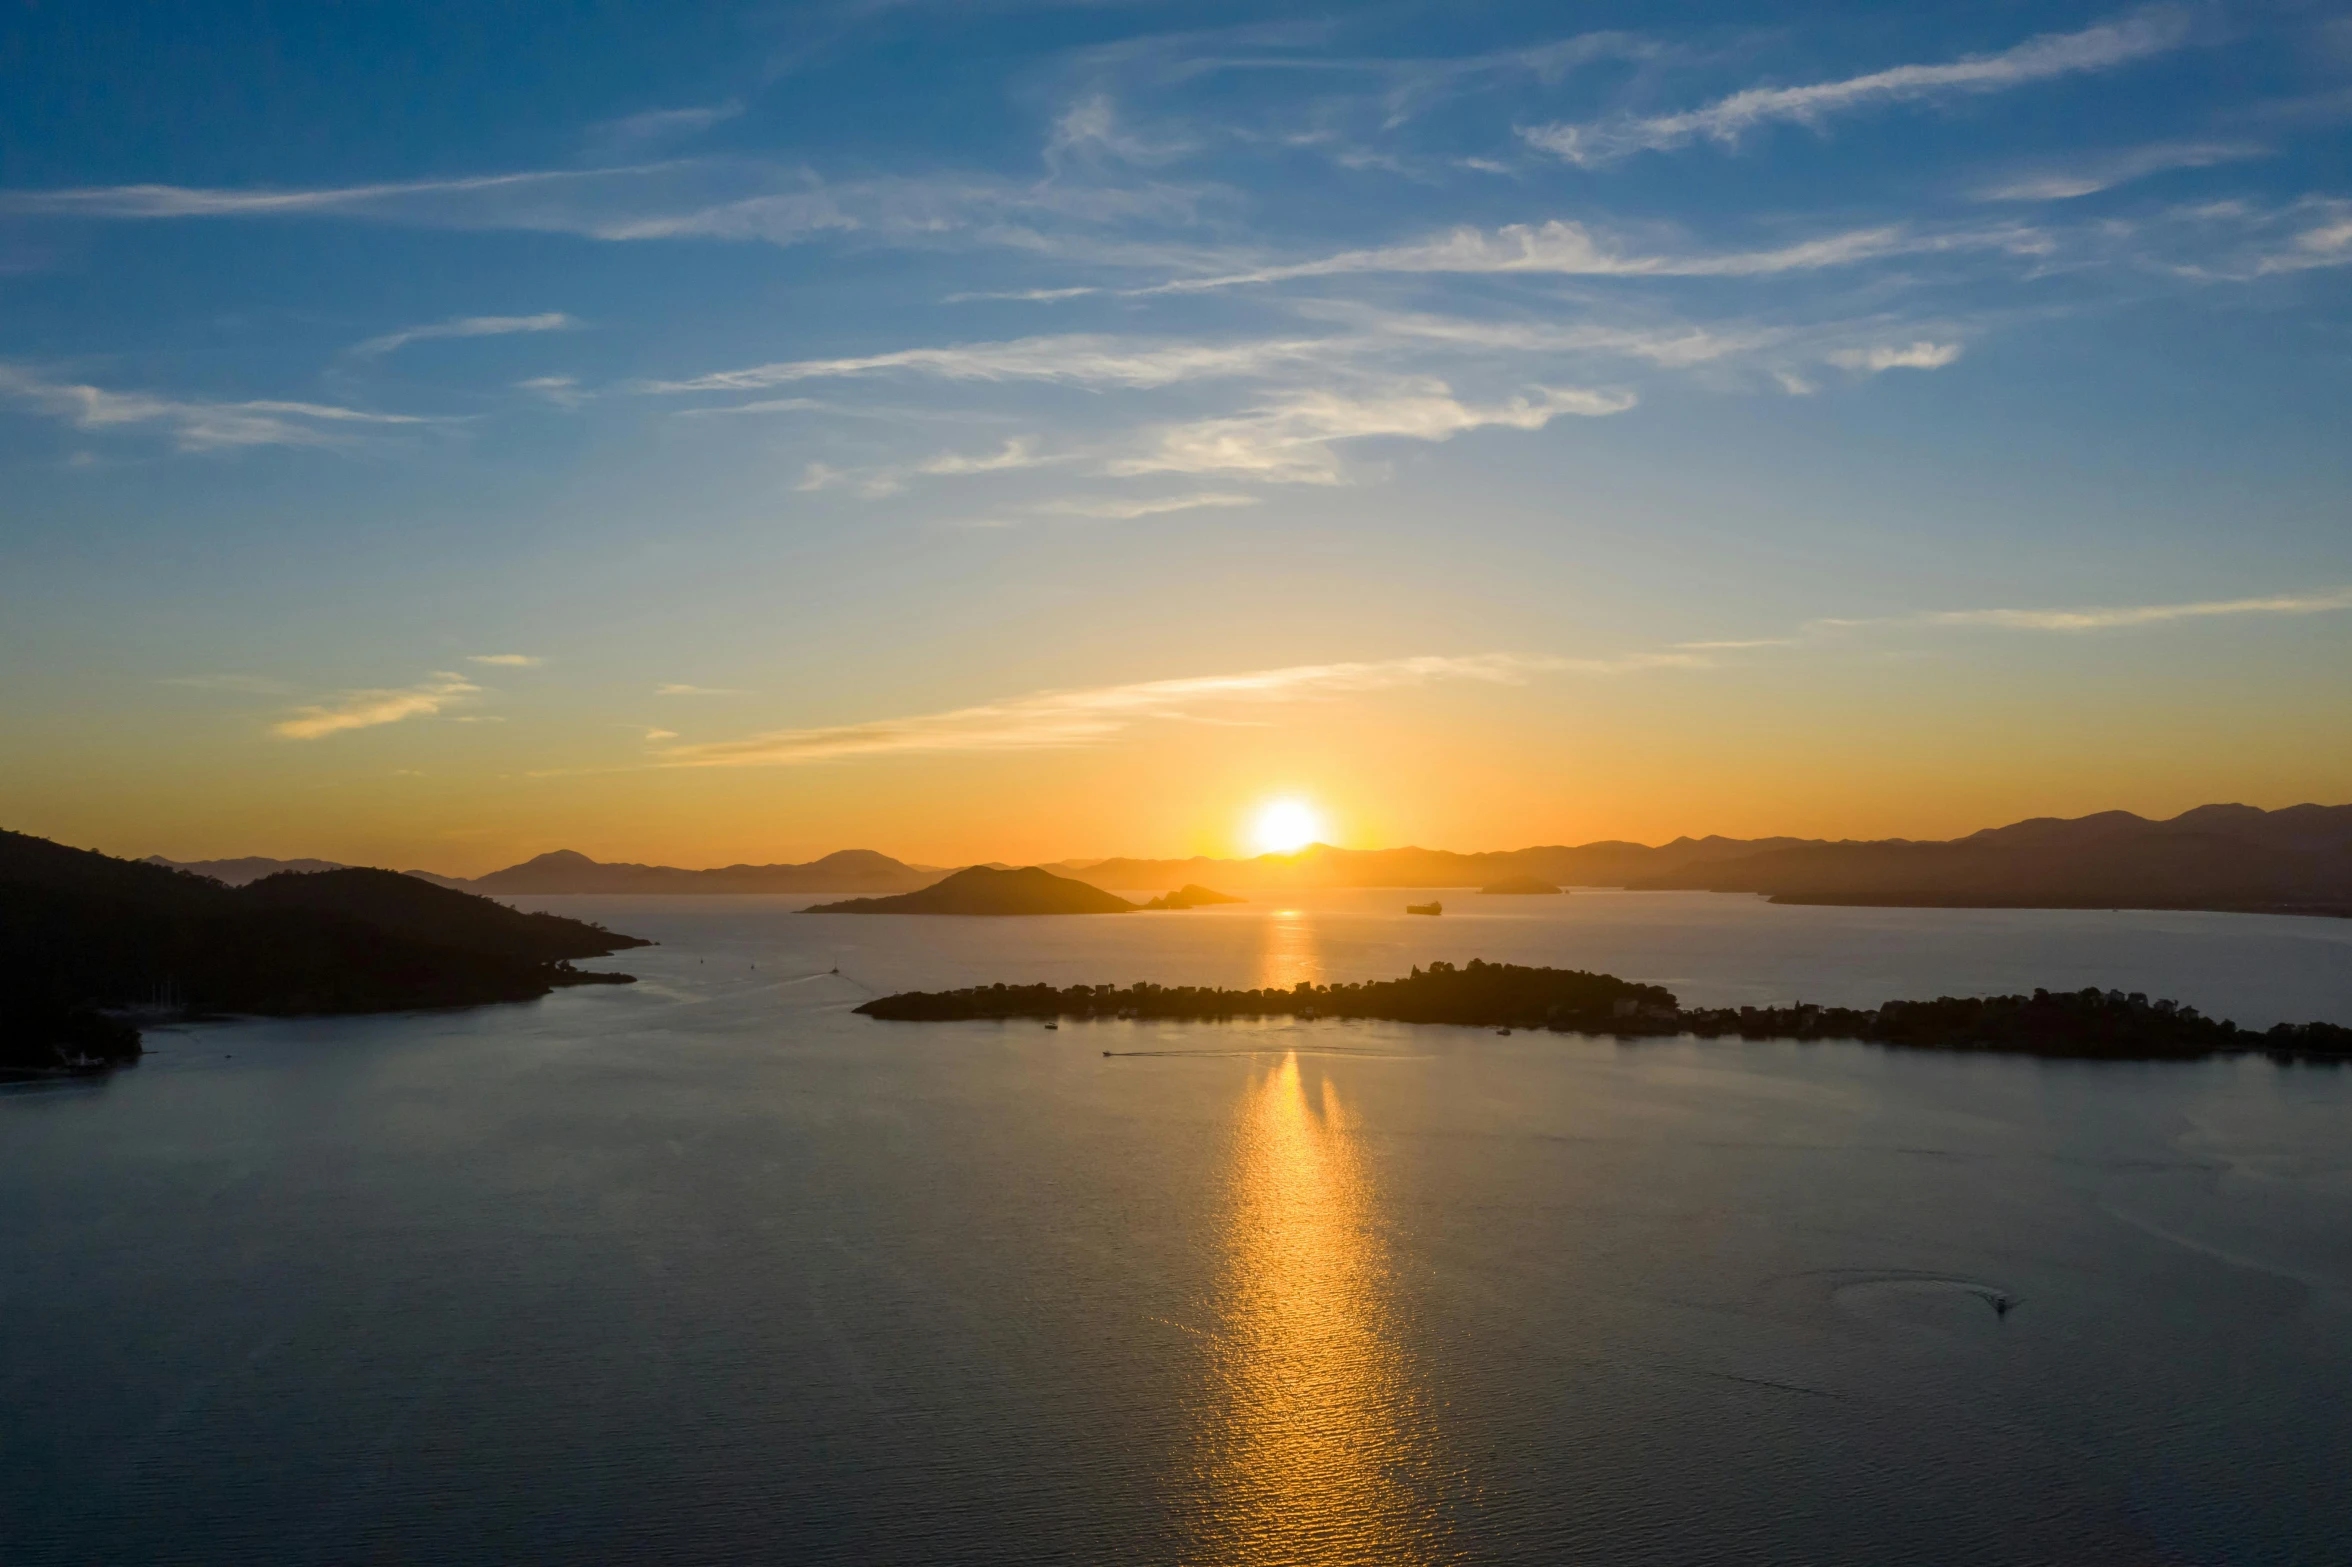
[856, 958, 1669, 1027]
[1675, 988, 2247, 1059]
[857, 961, 2352, 1063]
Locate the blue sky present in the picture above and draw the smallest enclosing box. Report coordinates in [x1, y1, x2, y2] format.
[3, 0, 2350, 868]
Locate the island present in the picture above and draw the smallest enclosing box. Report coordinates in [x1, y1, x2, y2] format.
[1480, 874, 1562, 894]
[853, 957, 2352, 1062]
[804, 864, 1138, 916]
[2, 829, 649, 1076]
[1142, 884, 1245, 910]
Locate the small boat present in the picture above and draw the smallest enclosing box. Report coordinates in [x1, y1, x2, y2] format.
[1044, 1022, 1058, 1030]
[1406, 900, 1442, 916]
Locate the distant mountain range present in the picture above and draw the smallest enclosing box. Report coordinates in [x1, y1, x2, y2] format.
[1047, 804, 2352, 916]
[150, 848, 950, 895]
[146, 854, 352, 886]
[1044, 836, 1814, 893]
[462, 848, 944, 895]
[138, 802, 2352, 917]
[1629, 803, 2352, 916]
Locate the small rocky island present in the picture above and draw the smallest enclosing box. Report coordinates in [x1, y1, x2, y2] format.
[805, 864, 1138, 916]
[856, 957, 2352, 1062]
[1142, 884, 1245, 910]
[1, 829, 648, 1076]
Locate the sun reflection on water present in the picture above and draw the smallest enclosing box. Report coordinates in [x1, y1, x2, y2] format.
[1252, 908, 1324, 992]
[1187, 1052, 1447, 1564]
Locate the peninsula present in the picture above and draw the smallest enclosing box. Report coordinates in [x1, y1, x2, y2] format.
[805, 864, 1137, 916]
[855, 958, 2352, 1062]
[2, 830, 648, 1075]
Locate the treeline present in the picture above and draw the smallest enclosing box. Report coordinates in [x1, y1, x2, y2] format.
[855, 958, 2352, 1063]
[1, 830, 648, 1076]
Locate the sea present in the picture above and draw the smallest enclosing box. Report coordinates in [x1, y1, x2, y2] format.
[6, 889, 2352, 1565]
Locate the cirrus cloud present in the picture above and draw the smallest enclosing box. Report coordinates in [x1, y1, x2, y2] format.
[272, 673, 480, 739]
[655, 652, 1580, 767]
[1523, 8, 2192, 166]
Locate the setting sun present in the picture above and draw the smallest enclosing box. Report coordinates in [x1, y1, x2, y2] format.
[1249, 799, 1324, 856]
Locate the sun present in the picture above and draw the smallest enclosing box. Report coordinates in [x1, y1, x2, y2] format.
[1249, 798, 1323, 856]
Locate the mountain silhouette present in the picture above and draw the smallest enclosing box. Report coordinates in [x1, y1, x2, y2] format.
[1632, 803, 2352, 914]
[1, 830, 649, 1074]
[463, 848, 941, 895]
[805, 865, 1137, 916]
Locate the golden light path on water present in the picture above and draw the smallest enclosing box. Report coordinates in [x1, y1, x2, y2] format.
[1187, 1051, 1450, 1564]
[1252, 907, 1325, 992]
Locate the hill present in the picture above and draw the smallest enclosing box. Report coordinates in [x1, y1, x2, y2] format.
[462, 848, 941, 895]
[0, 831, 649, 1075]
[1480, 874, 1562, 895]
[806, 865, 1137, 916]
[1632, 804, 2352, 915]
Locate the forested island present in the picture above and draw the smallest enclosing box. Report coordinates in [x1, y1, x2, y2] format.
[2, 830, 649, 1076]
[856, 958, 2352, 1062]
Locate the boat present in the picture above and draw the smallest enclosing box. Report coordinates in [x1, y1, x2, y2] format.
[1406, 900, 1442, 916]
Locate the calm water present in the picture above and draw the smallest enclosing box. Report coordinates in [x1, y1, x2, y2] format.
[6, 891, 2352, 1564]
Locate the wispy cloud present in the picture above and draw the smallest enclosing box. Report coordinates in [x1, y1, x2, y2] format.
[515, 375, 589, 408]
[1827, 341, 1963, 373]
[1128, 218, 2041, 294]
[1029, 491, 1262, 520]
[0, 168, 620, 219]
[2144, 197, 2352, 281]
[640, 333, 1326, 393]
[1185, 31, 1662, 129]
[917, 437, 1057, 475]
[1916, 588, 2352, 632]
[272, 673, 479, 739]
[1045, 95, 1196, 169]
[467, 653, 545, 667]
[1809, 588, 2352, 636]
[796, 461, 905, 497]
[2253, 203, 2352, 276]
[1110, 380, 1634, 483]
[1297, 303, 1787, 368]
[0, 364, 433, 451]
[351, 312, 578, 358]
[0, 163, 1214, 261]
[588, 101, 743, 157]
[1973, 140, 2268, 201]
[1525, 8, 2192, 166]
[655, 652, 1568, 766]
[655, 683, 749, 696]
